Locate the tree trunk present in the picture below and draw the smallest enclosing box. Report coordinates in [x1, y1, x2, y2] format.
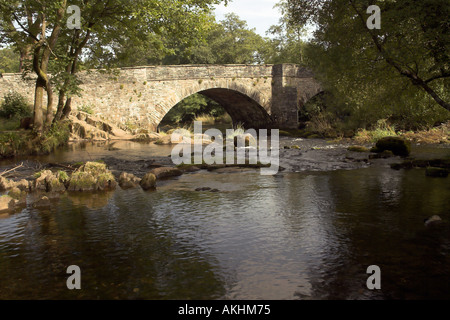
[61, 97, 73, 120]
[54, 91, 66, 122]
[45, 81, 54, 127]
[33, 78, 46, 133]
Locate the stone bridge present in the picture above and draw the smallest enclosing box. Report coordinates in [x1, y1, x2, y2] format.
[0, 64, 322, 130]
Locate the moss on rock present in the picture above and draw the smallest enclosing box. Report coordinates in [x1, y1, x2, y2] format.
[68, 161, 117, 192]
[374, 137, 411, 157]
[140, 173, 157, 191]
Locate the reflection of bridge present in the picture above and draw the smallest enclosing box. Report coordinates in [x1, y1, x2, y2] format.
[0, 64, 322, 130]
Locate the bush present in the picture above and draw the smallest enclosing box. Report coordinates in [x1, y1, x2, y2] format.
[0, 92, 31, 119]
[0, 131, 29, 157]
[38, 121, 70, 154]
[78, 104, 94, 115]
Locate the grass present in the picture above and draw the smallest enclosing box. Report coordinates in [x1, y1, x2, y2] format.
[401, 121, 449, 144]
[0, 131, 29, 157]
[0, 120, 70, 158]
[194, 114, 216, 125]
[353, 120, 449, 144]
[193, 113, 232, 126]
[354, 119, 398, 143]
[0, 118, 20, 131]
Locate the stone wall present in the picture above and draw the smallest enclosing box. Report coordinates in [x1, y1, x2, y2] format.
[0, 64, 322, 130]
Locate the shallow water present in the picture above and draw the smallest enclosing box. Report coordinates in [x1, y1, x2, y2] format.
[0, 141, 449, 300]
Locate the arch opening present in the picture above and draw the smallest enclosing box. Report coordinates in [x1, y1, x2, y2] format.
[158, 88, 273, 132]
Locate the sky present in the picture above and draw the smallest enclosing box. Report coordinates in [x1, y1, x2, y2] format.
[214, 0, 282, 37]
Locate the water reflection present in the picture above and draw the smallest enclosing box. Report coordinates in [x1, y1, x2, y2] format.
[0, 166, 449, 300]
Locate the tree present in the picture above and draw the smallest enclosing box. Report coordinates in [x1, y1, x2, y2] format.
[262, 1, 307, 65]
[284, 0, 450, 127]
[0, 0, 228, 133]
[0, 0, 68, 133]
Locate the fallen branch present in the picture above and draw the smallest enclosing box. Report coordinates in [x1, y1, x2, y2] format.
[48, 163, 76, 171]
[0, 163, 24, 177]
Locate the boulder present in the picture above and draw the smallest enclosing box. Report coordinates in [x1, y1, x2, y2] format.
[48, 172, 68, 193]
[150, 167, 183, 179]
[140, 173, 157, 191]
[0, 195, 16, 214]
[8, 187, 27, 206]
[0, 176, 15, 192]
[68, 171, 97, 192]
[15, 179, 30, 191]
[33, 196, 51, 209]
[68, 162, 117, 192]
[373, 137, 411, 157]
[33, 170, 54, 191]
[119, 172, 141, 189]
[33, 170, 67, 192]
[424, 215, 443, 227]
[155, 132, 190, 145]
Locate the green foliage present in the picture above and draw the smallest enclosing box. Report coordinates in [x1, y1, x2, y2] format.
[0, 118, 20, 131]
[38, 122, 70, 154]
[0, 132, 28, 157]
[160, 94, 227, 125]
[261, 2, 308, 65]
[0, 47, 20, 73]
[284, 0, 450, 133]
[57, 171, 70, 183]
[0, 91, 31, 119]
[107, 13, 266, 67]
[78, 105, 94, 115]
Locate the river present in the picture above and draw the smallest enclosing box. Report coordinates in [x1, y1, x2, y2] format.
[0, 140, 449, 300]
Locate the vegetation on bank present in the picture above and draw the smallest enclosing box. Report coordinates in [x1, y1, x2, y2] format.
[0, 92, 70, 158]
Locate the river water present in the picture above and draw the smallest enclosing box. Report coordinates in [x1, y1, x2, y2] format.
[0, 141, 449, 300]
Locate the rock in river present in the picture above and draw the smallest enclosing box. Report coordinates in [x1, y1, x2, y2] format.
[0, 195, 16, 214]
[119, 172, 142, 189]
[140, 173, 157, 191]
[68, 162, 117, 192]
[149, 167, 183, 180]
[372, 137, 411, 157]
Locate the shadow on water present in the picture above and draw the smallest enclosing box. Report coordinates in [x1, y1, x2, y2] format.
[0, 190, 227, 300]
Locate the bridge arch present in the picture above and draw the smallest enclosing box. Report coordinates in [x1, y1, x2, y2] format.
[156, 81, 274, 129]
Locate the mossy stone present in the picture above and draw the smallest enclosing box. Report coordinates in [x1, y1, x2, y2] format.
[375, 137, 411, 157]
